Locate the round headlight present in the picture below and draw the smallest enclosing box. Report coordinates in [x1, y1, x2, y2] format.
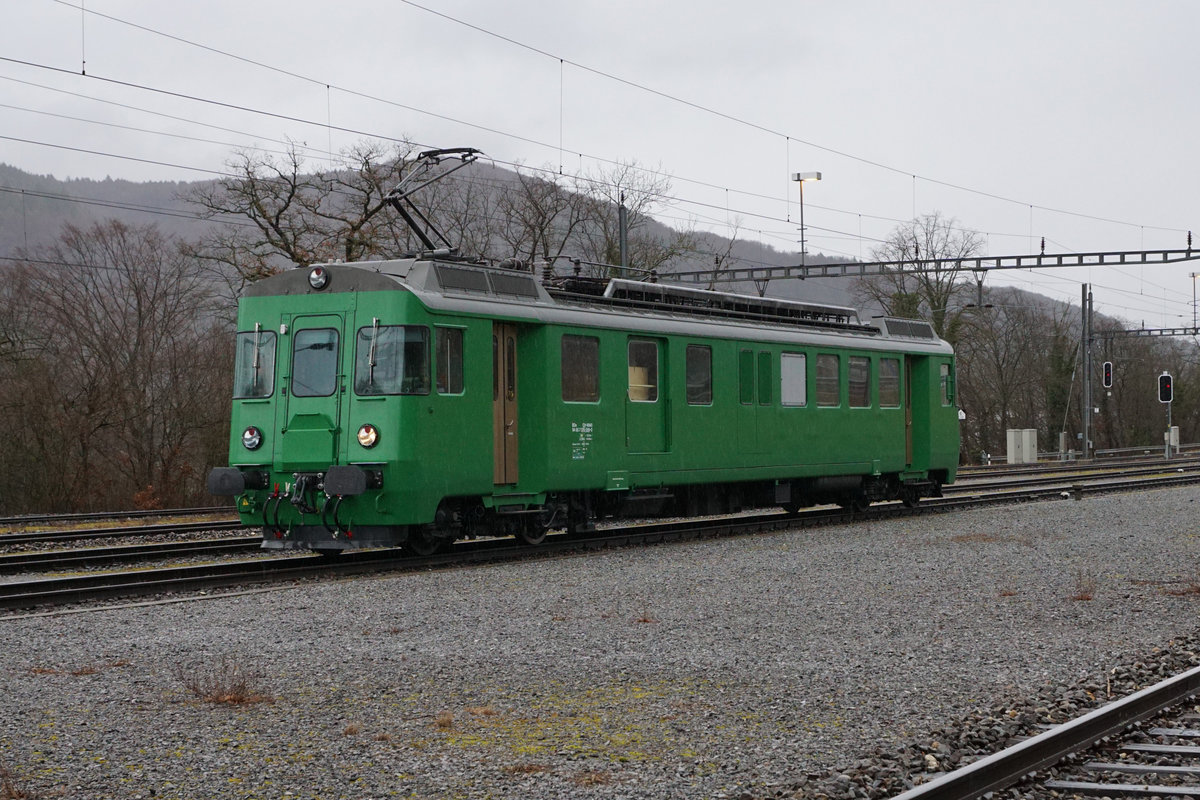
[308, 266, 329, 290]
[357, 423, 379, 448]
[241, 426, 263, 450]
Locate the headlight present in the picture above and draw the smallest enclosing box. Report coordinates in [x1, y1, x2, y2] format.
[241, 426, 263, 450]
[357, 423, 379, 448]
[308, 266, 329, 290]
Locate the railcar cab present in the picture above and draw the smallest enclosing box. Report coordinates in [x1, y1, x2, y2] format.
[209, 255, 961, 555]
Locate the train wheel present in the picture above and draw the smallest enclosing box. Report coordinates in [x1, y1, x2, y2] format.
[900, 487, 920, 508]
[515, 526, 547, 546]
[404, 527, 441, 557]
[839, 493, 869, 513]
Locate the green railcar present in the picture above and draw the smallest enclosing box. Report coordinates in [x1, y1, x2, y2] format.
[208, 258, 960, 555]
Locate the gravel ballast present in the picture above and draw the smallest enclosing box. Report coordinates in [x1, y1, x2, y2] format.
[2, 487, 1200, 799]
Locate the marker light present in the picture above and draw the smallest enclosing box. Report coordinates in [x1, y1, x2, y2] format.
[357, 423, 379, 448]
[308, 266, 330, 290]
[241, 426, 263, 450]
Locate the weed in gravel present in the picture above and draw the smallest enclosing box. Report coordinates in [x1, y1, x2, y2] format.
[951, 532, 1005, 544]
[174, 655, 273, 705]
[503, 763, 549, 775]
[1070, 569, 1097, 601]
[434, 711, 455, 730]
[29, 659, 129, 677]
[374, 732, 394, 742]
[571, 769, 611, 786]
[466, 705, 498, 717]
[343, 723, 361, 736]
[1163, 577, 1200, 596]
[0, 762, 36, 800]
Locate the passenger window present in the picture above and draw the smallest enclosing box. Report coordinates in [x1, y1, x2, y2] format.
[780, 353, 807, 407]
[879, 358, 900, 407]
[435, 328, 464, 395]
[686, 345, 712, 405]
[940, 363, 954, 405]
[562, 335, 600, 402]
[354, 324, 429, 395]
[292, 328, 339, 397]
[233, 327, 276, 399]
[739, 349, 754, 405]
[849, 356, 870, 408]
[816, 354, 839, 407]
[628, 340, 658, 402]
[757, 351, 772, 405]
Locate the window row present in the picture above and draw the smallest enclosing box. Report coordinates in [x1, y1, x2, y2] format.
[233, 325, 464, 399]
[561, 334, 920, 409]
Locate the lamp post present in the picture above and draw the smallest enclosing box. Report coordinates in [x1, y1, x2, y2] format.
[791, 172, 821, 265]
[1191, 272, 1199, 329]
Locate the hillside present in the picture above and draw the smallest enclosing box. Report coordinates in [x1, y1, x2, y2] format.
[0, 161, 858, 309]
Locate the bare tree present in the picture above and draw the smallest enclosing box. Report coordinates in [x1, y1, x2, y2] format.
[575, 160, 698, 276]
[856, 212, 984, 342]
[493, 167, 591, 265]
[186, 140, 421, 286]
[2, 220, 230, 512]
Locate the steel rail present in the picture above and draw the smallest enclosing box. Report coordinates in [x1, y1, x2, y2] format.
[890, 664, 1200, 800]
[3, 470, 1200, 614]
[0, 519, 243, 546]
[0, 537, 262, 573]
[4, 460, 1189, 549]
[0, 506, 235, 528]
[957, 455, 1200, 479]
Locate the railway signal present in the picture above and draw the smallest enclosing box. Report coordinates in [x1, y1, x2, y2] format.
[1159, 372, 1173, 403]
[1102, 361, 1113, 389]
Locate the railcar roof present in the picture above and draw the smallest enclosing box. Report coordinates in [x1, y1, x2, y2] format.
[253, 257, 953, 355]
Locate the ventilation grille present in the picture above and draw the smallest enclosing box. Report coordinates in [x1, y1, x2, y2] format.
[488, 272, 539, 298]
[435, 265, 490, 293]
[880, 318, 937, 339]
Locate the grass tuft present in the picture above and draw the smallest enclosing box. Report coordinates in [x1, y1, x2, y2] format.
[343, 723, 361, 736]
[466, 705, 498, 717]
[571, 769, 612, 786]
[0, 762, 36, 800]
[174, 655, 273, 705]
[434, 711, 454, 730]
[503, 763, 549, 775]
[1070, 569, 1097, 601]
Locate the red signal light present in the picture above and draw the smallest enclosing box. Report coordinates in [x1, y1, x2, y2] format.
[1159, 373, 1174, 403]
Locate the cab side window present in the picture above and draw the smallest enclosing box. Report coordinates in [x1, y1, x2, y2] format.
[436, 328, 464, 395]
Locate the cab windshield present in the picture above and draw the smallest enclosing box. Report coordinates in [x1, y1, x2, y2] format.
[291, 329, 340, 397]
[355, 325, 429, 395]
[233, 328, 277, 398]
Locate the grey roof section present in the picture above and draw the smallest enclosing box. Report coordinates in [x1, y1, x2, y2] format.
[261, 258, 954, 356]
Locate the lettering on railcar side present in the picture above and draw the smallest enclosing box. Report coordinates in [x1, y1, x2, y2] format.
[571, 422, 594, 460]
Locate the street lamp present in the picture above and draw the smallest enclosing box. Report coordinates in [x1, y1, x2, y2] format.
[1191, 272, 1199, 329]
[791, 171, 822, 265]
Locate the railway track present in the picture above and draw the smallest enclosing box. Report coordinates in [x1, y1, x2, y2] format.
[0, 518, 243, 547]
[0, 505, 233, 529]
[2, 466, 1199, 613]
[894, 666, 1200, 800]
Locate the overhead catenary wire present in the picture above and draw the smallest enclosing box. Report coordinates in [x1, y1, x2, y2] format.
[6, 6, 1197, 318]
[26, 4, 1194, 238]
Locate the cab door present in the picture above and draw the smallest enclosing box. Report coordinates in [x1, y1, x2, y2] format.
[493, 322, 519, 484]
[280, 314, 346, 469]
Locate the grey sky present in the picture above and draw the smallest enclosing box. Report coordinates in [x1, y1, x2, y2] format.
[4, 0, 1198, 322]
